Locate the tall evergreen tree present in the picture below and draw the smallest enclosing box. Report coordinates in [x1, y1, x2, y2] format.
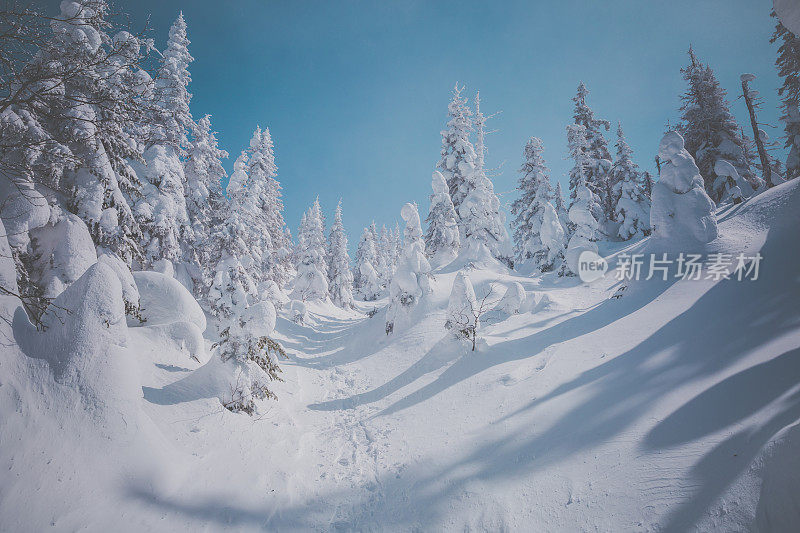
[437, 84, 476, 214]
[612, 123, 650, 239]
[567, 123, 602, 223]
[327, 200, 354, 308]
[678, 47, 755, 201]
[131, 12, 194, 269]
[246, 125, 292, 286]
[184, 115, 228, 292]
[511, 137, 553, 266]
[292, 198, 328, 301]
[771, 11, 800, 179]
[572, 82, 614, 221]
[354, 227, 381, 300]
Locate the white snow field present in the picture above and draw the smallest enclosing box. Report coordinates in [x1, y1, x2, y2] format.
[2, 180, 800, 532]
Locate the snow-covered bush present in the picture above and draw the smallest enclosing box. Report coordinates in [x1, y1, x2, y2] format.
[445, 271, 478, 333]
[386, 203, 431, 335]
[288, 300, 307, 325]
[651, 131, 718, 244]
[214, 298, 284, 415]
[425, 170, 460, 267]
[445, 272, 498, 351]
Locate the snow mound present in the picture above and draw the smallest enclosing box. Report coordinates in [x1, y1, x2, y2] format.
[0, 180, 50, 249]
[131, 270, 206, 331]
[495, 282, 526, 315]
[15, 262, 140, 436]
[29, 210, 96, 299]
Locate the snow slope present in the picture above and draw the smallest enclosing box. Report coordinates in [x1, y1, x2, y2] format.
[1, 180, 799, 531]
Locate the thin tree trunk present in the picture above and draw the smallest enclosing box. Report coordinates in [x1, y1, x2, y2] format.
[742, 79, 774, 188]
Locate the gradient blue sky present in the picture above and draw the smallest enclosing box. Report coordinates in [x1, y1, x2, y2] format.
[42, 0, 785, 244]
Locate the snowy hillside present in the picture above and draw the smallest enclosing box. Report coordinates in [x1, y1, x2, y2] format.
[2, 179, 798, 532]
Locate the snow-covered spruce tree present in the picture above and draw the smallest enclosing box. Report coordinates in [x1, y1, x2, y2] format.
[130, 12, 194, 270]
[327, 200, 354, 308]
[564, 124, 600, 276]
[539, 202, 567, 272]
[207, 248, 284, 415]
[386, 203, 431, 335]
[354, 227, 381, 301]
[458, 166, 513, 266]
[222, 151, 258, 272]
[678, 47, 755, 202]
[424, 170, 460, 266]
[437, 84, 476, 215]
[511, 137, 553, 268]
[246, 125, 292, 286]
[183, 115, 228, 294]
[572, 82, 613, 223]
[651, 131, 718, 244]
[612, 123, 650, 239]
[292, 198, 328, 301]
[771, 10, 800, 180]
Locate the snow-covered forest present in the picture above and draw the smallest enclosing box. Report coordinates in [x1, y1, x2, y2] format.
[1, 1, 800, 531]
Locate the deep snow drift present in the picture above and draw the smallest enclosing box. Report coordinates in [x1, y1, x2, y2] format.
[1, 180, 800, 531]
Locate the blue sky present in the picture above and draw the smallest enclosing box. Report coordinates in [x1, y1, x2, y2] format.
[46, 0, 785, 244]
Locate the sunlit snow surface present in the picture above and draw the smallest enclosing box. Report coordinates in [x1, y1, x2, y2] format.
[1, 181, 800, 531]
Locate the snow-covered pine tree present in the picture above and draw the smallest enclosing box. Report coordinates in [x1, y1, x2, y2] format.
[678, 47, 755, 201]
[437, 84, 476, 215]
[327, 200, 354, 308]
[183, 115, 228, 294]
[511, 137, 553, 268]
[246, 125, 292, 286]
[572, 82, 614, 222]
[458, 166, 513, 266]
[612, 123, 650, 239]
[386, 203, 431, 335]
[130, 12, 194, 270]
[292, 198, 328, 301]
[651, 131, 718, 244]
[216, 150, 262, 283]
[207, 245, 283, 414]
[354, 227, 381, 300]
[565, 124, 600, 275]
[425, 170, 460, 266]
[567, 124, 602, 221]
[771, 11, 800, 180]
[539, 202, 567, 273]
